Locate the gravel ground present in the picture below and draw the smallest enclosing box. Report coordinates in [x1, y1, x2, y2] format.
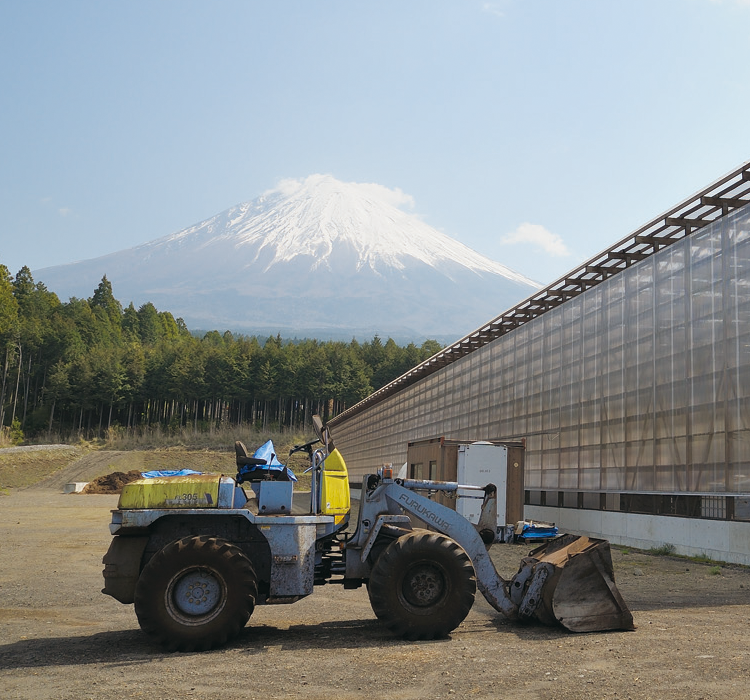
[0, 445, 79, 454]
[1, 457, 750, 699]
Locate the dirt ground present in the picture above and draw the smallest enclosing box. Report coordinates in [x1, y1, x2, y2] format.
[1, 454, 750, 699]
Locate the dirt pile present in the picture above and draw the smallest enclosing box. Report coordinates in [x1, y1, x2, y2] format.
[82, 469, 142, 494]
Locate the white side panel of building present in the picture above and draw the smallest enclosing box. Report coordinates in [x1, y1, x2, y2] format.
[526, 505, 750, 565]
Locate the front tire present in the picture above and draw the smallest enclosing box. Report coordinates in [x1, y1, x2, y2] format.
[134, 535, 258, 652]
[367, 530, 476, 640]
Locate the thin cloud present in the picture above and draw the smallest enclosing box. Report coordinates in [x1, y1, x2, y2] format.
[39, 198, 73, 217]
[270, 175, 415, 209]
[358, 182, 415, 209]
[500, 223, 571, 257]
[481, 2, 505, 18]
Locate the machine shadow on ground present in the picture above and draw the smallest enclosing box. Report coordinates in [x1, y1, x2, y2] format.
[0, 614, 585, 671]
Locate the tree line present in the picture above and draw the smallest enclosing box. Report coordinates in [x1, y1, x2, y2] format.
[0, 264, 443, 440]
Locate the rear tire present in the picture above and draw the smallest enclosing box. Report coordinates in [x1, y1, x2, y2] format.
[367, 530, 476, 640]
[134, 535, 257, 652]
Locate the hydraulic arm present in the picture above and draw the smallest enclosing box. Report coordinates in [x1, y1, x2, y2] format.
[348, 472, 634, 633]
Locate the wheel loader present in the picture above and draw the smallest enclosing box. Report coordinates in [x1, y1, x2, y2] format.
[102, 416, 634, 651]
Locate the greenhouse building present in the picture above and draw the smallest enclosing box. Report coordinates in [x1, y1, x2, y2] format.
[328, 161, 750, 565]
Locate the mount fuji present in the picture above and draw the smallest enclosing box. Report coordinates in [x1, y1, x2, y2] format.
[36, 175, 540, 341]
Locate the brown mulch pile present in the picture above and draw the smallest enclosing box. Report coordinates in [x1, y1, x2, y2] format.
[82, 470, 143, 494]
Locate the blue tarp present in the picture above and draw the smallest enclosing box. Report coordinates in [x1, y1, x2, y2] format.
[518, 521, 558, 541]
[252, 440, 284, 469]
[141, 469, 204, 478]
[249, 440, 298, 482]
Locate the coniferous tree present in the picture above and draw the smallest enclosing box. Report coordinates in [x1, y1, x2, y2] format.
[90, 276, 123, 329]
[0, 261, 445, 438]
[0, 265, 20, 430]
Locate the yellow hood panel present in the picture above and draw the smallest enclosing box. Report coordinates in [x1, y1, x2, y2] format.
[118, 474, 221, 509]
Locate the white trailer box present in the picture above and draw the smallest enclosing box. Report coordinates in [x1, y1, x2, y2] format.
[406, 437, 524, 536]
[456, 442, 508, 525]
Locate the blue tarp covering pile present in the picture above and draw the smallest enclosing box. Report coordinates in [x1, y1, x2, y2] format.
[141, 441, 298, 482]
[141, 469, 203, 478]
[517, 521, 558, 542]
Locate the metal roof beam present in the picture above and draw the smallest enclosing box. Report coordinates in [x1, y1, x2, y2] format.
[700, 195, 750, 215]
[607, 251, 649, 263]
[563, 278, 589, 288]
[585, 264, 622, 276]
[665, 216, 711, 230]
[634, 234, 680, 250]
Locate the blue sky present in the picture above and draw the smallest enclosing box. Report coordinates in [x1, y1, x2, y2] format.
[1, 0, 749, 287]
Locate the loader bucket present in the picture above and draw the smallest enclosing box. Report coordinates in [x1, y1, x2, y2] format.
[526, 535, 634, 632]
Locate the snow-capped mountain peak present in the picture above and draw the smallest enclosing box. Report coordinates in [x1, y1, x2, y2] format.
[159, 175, 536, 283]
[36, 175, 540, 340]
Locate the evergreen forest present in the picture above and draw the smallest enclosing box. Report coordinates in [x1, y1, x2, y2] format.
[0, 264, 443, 443]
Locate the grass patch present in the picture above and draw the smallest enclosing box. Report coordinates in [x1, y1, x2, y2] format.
[0, 446, 87, 490]
[623, 544, 735, 569]
[648, 543, 676, 556]
[686, 552, 731, 567]
[709, 565, 722, 575]
[29, 423, 314, 452]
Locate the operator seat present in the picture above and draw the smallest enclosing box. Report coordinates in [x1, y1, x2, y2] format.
[234, 440, 290, 481]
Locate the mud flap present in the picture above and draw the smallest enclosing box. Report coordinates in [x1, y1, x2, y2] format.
[526, 534, 634, 632]
[102, 535, 149, 604]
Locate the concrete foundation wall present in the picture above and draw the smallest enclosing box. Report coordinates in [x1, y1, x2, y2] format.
[525, 505, 750, 566]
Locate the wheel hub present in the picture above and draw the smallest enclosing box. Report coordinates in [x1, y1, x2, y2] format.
[403, 564, 446, 607]
[171, 568, 223, 618]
